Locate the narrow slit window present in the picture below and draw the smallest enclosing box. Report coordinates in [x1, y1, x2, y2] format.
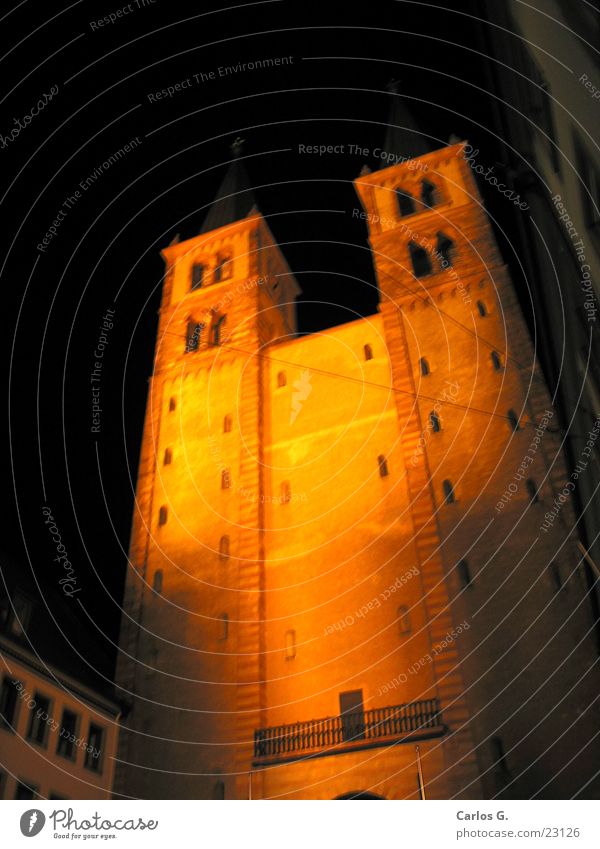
[153, 570, 163, 594]
[219, 535, 230, 559]
[163, 448, 172, 465]
[281, 481, 291, 503]
[219, 613, 229, 641]
[457, 559, 472, 588]
[491, 351, 503, 371]
[223, 415, 232, 433]
[221, 469, 231, 490]
[398, 605, 411, 635]
[436, 232, 455, 268]
[277, 371, 287, 387]
[364, 344, 373, 361]
[508, 409, 520, 432]
[476, 300, 487, 317]
[214, 255, 233, 283]
[430, 411, 441, 433]
[421, 179, 436, 208]
[409, 241, 432, 278]
[396, 189, 416, 217]
[526, 478, 539, 502]
[211, 314, 226, 346]
[285, 629, 297, 660]
[443, 479, 455, 504]
[191, 263, 204, 290]
[378, 455, 389, 477]
[168, 397, 176, 412]
[420, 357, 430, 376]
[158, 506, 168, 526]
[185, 321, 203, 353]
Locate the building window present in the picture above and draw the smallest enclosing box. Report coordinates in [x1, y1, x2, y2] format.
[163, 448, 172, 465]
[457, 559, 472, 588]
[219, 613, 229, 641]
[526, 478, 539, 503]
[277, 371, 287, 387]
[429, 411, 441, 432]
[396, 189, 416, 217]
[26, 694, 51, 747]
[56, 709, 79, 761]
[211, 313, 226, 346]
[0, 677, 20, 732]
[214, 254, 233, 283]
[15, 780, 39, 800]
[158, 505, 168, 525]
[491, 351, 503, 371]
[213, 780, 225, 800]
[420, 357, 430, 376]
[281, 481, 291, 503]
[421, 179, 436, 208]
[363, 344, 373, 361]
[476, 300, 487, 317]
[398, 605, 411, 635]
[409, 241, 432, 278]
[169, 397, 176, 412]
[153, 570, 163, 594]
[507, 409, 520, 432]
[378, 455, 389, 477]
[443, 479, 455, 504]
[219, 535, 230, 559]
[84, 724, 104, 772]
[223, 414, 232, 433]
[185, 320, 203, 353]
[285, 629, 297, 660]
[221, 469, 231, 489]
[339, 690, 365, 742]
[191, 263, 205, 290]
[436, 232, 455, 267]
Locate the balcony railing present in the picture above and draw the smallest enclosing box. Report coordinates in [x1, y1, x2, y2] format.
[254, 698, 444, 760]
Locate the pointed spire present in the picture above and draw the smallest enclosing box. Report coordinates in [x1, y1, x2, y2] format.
[381, 80, 431, 166]
[199, 139, 258, 234]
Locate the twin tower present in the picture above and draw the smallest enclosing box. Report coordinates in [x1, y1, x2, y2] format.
[114, 113, 600, 799]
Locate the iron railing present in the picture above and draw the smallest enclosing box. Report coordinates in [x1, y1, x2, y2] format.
[254, 698, 443, 759]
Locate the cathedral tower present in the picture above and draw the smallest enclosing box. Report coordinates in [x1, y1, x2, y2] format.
[115, 112, 600, 799]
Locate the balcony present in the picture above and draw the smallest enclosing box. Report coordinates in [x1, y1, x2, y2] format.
[253, 698, 445, 764]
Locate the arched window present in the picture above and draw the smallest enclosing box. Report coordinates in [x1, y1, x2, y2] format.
[436, 232, 455, 268]
[378, 455, 389, 477]
[211, 313, 227, 346]
[420, 357, 430, 376]
[212, 781, 225, 800]
[285, 629, 297, 660]
[396, 189, 416, 217]
[219, 613, 229, 640]
[443, 479, 455, 504]
[526, 478, 539, 502]
[476, 300, 487, 317]
[214, 254, 232, 283]
[421, 179, 436, 208]
[397, 605, 411, 635]
[185, 320, 203, 353]
[457, 559, 472, 587]
[281, 481, 291, 503]
[491, 351, 503, 371]
[153, 570, 163, 594]
[158, 506, 168, 526]
[191, 263, 204, 290]
[223, 414, 232, 433]
[409, 241, 432, 278]
[219, 535, 230, 559]
[221, 469, 231, 489]
[277, 371, 287, 387]
[163, 448, 172, 465]
[430, 411, 441, 433]
[168, 397, 176, 412]
[507, 409, 520, 432]
[364, 344, 373, 361]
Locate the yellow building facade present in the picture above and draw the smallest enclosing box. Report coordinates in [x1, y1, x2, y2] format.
[115, 136, 600, 799]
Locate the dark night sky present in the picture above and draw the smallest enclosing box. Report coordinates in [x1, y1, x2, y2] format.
[1, 0, 524, 676]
